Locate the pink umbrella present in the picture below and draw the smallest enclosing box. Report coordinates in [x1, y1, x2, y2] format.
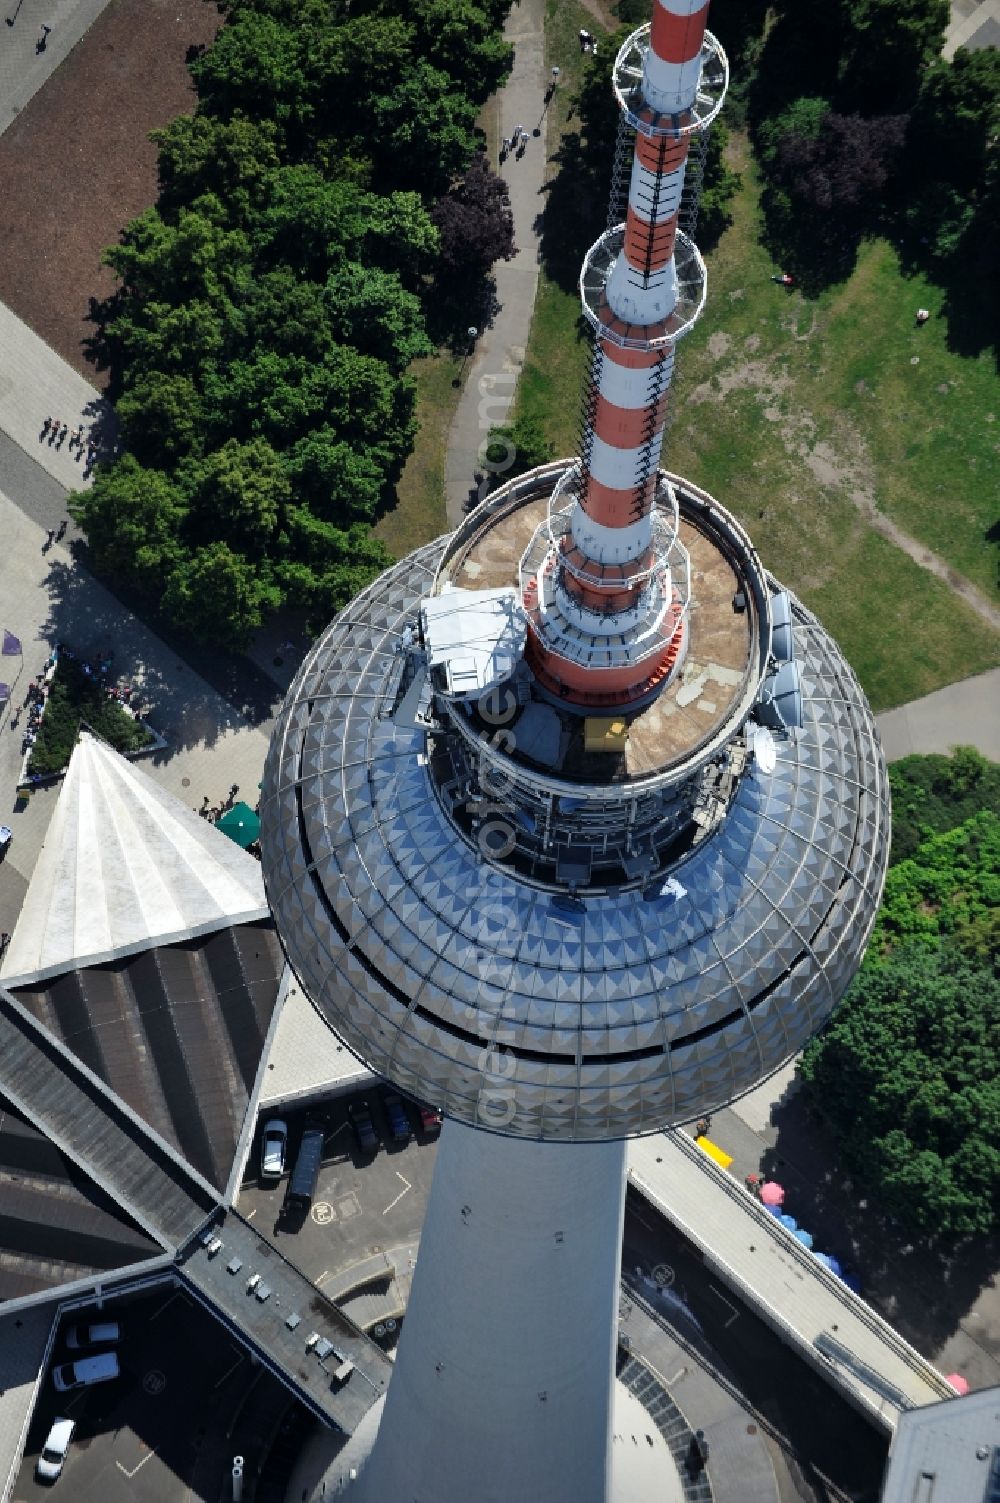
[946, 1373, 969, 1395]
[760, 1181, 785, 1207]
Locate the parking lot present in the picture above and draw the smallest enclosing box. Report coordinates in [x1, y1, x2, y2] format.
[15, 1286, 291, 1503]
[239, 1091, 440, 1306]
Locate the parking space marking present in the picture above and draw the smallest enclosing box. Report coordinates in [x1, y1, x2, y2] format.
[149, 1292, 183, 1322]
[245, 1207, 257, 1220]
[710, 1285, 740, 1328]
[315, 1269, 331, 1287]
[327, 1122, 350, 1140]
[382, 1172, 412, 1215]
[116, 1447, 157, 1479]
[212, 1350, 246, 1391]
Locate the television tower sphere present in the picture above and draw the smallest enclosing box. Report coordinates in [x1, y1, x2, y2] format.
[260, 21, 888, 1150]
[261, 465, 888, 1142]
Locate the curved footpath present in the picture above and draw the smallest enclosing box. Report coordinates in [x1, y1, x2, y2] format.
[444, 0, 547, 525]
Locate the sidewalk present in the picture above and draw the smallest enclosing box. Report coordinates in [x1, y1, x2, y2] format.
[0, 0, 115, 138]
[876, 667, 1000, 762]
[0, 300, 112, 493]
[444, 0, 547, 524]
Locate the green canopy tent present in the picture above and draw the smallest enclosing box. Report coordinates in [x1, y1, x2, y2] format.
[216, 801, 261, 849]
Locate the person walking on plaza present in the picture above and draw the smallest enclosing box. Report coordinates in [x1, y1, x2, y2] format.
[36, 22, 50, 52]
[56, 518, 68, 541]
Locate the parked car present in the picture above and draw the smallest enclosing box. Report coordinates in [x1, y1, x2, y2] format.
[260, 1118, 288, 1181]
[383, 1091, 412, 1146]
[347, 1099, 379, 1155]
[65, 1321, 121, 1350]
[282, 1123, 325, 1216]
[36, 1417, 75, 1482]
[418, 1104, 442, 1137]
[52, 1352, 120, 1392]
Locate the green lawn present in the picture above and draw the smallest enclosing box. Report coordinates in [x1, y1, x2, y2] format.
[374, 352, 460, 560]
[511, 117, 1000, 711]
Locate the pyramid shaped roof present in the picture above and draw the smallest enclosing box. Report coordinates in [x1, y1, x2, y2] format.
[2, 733, 267, 984]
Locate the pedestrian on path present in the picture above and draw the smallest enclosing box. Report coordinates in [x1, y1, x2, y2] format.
[56, 518, 68, 540]
[56, 422, 67, 447]
[40, 416, 51, 440]
[47, 420, 57, 446]
[43, 528, 55, 550]
[36, 22, 50, 52]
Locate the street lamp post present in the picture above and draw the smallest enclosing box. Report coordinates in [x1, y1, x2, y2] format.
[453, 326, 478, 387]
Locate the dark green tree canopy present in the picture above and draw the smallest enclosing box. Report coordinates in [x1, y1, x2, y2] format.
[799, 752, 1000, 1241]
[78, 0, 514, 645]
[799, 943, 999, 1238]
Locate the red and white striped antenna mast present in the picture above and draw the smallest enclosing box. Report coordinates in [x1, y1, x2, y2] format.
[521, 3, 728, 709]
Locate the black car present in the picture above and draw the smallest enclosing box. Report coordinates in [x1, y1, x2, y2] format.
[383, 1091, 412, 1145]
[348, 1099, 379, 1155]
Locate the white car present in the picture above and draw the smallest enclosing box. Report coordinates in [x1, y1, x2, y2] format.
[36, 1417, 75, 1481]
[260, 1119, 288, 1181]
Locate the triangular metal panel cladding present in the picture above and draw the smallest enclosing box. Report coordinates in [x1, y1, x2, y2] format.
[549, 965, 583, 1005]
[752, 994, 795, 1054]
[730, 844, 769, 890]
[372, 914, 436, 977]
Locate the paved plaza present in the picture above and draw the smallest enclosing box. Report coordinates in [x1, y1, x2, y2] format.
[0, 485, 275, 943]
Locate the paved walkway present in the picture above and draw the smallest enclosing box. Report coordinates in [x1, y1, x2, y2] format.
[0, 0, 115, 138]
[944, 0, 1000, 54]
[0, 301, 112, 492]
[444, 0, 547, 525]
[876, 667, 1000, 762]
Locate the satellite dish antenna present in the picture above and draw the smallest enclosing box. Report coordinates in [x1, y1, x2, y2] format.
[752, 724, 777, 774]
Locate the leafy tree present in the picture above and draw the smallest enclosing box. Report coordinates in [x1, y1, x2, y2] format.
[284, 433, 385, 522]
[381, 0, 513, 108]
[371, 62, 479, 194]
[185, 437, 290, 550]
[889, 747, 1000, 863]
[81, 0, 514, 646]
[799, 943, 1000, 1238]
[163, 543, 281, 646]
[431, 156, 516, 277]
[153, 113, 282, 224]
[68, 456, 186, 594]
[116, 372, 207, 464]
[696, 122, 742, 249]
[484, 417, 554, 484]
[28, 657, 152, 778]
[757, 98, 906, 285]
[870, 811, 1000, 956]
[835, 0, 949, 112]
[906, 48, 1000, 195]
[241, 269, 334, 361]
[323, 266, 432, 371]
[189, 13, 309, 132]
[104, 202, 251, 307]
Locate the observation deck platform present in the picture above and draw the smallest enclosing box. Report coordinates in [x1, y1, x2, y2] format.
[437, 474, 758, 782]
[629, 1131, 956, 1431]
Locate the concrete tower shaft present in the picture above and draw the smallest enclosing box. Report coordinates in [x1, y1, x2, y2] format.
[522, 6, 728, 706]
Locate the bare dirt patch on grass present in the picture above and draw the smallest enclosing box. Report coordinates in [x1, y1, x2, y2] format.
[0, 0, 221, 383]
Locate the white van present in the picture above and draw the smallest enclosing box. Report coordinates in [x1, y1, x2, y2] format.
[51, 1352, 120, 1392]
[36, 1417, 75, 1481]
